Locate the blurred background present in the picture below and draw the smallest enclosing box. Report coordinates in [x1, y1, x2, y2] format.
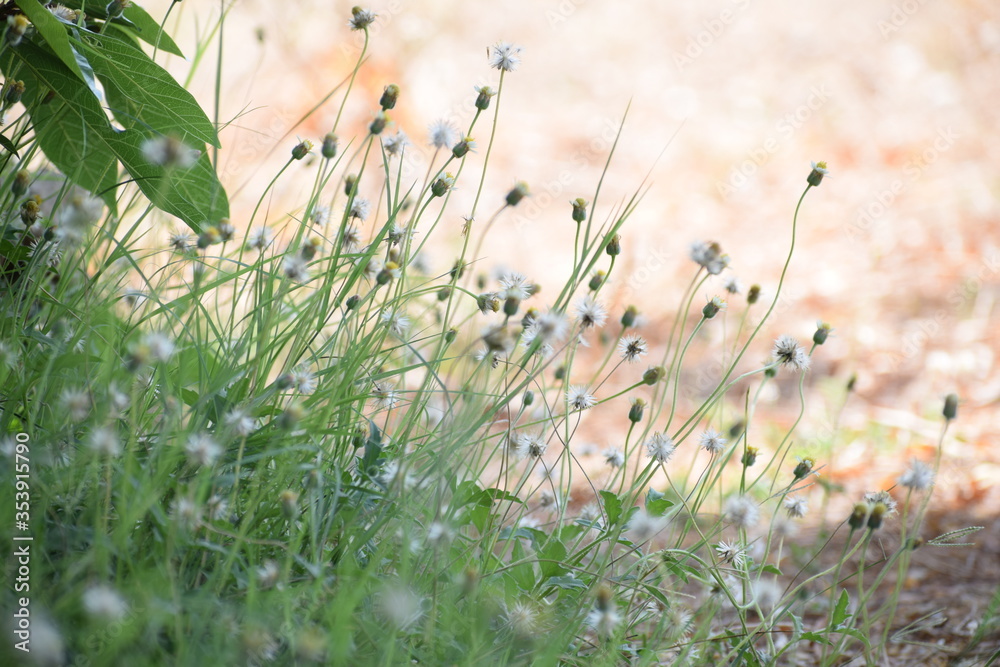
[143, 0, 997, 514]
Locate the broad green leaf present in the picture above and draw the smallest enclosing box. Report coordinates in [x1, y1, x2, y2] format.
[544, 576, 587, 590]
[599, 490, 622, 526]
[120, 4, 185, 57]
[8, 40, 227, 232]
[73, 31, 218, 147]
[832, 589, 851, 628]
[645, 488, 674, 517]
[760, 564, 782, 576]
[799, 631, 834, 646]
[15, 0, 100, 99]
[537, 539, 568, 579]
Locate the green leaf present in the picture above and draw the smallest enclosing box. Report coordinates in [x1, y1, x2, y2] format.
[537, 539, 568, 579]
[6, 40, 228, 232]
[120, 5, 185, 57]
[0, 133, 17, 157]
[15, 0, 100, 99]
[760, 564, 782, 576]
[544, 576, 587, 590]
[599, 490, 622, 526]
[73, 31, 218, 147]
[645, 488, 674, 517]
[832, 589, 851, 628]
[798, 631, 834, 646]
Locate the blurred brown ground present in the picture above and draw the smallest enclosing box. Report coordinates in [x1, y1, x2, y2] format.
[143, 0, 998, 659]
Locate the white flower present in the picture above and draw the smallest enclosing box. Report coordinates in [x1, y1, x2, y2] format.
[898, 459, 934, 491]
[723, 275, 742, 294]
[751, 579, 782, 611]
[206, 494, 229, 522]
[381, 309, 410, 338]
[288, 367, 316, 394]
[504, 601, 538, 638]
[645, 432, 676, 463]
[499, 272, 534, 301]
[82, 585, 128, 622]
[61, 388, 91, 422]
[689, 240, 729, 275]
[372, 380, 399, 410]
[185, 432, 222, 467]
[863, 490, 898, 515]
[783, 495, 808, 518]
[488, 42, 523, 72]
[531, 310, 569, 343]
[383, 130, 410, 157]
[377, 585, 424, 631]
[169, 231, 194, 253]
[586, 600, 621, 639]
[144, 331, 175, 362]
[698, 429, 727, 454]
[428, 119, 459, 150]
[256, 559, 281, 589]
[603, 447, 625, 469]
[247, 226, 273, 251]
[511, 431, 547, 459]
[348, 7, 377, 30]
[723, 495, 760, 528]
[772, 335, 811, 372]
[567, 385, 597, 411]
[171, 497, 202, 530]
[348, 197, 371, 220]
[310, 204, 331, 228]
[715, 540, 746, 568]
[283, 254, 310, 282]
[617, 334, 648, 363]
[575, 295, 607, 329]
[88, 427, 121, 457]
[224, 408, 256, 437]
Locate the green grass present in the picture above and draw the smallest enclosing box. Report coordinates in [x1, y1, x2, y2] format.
[0, 5, 973, 666]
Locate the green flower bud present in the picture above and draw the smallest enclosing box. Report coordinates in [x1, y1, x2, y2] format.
[321, 132, 338, 159]
[702, 296, 726, 319]
[379, 84, 399, 110]
[605, 234, 621, 256]
[474, 85, 496, 110]
[628, 398, 646, 424]
[503, 296, 520, 317]
[813, 322, 833, 346]
[621, 305, 638, 328]
[523, 390, 534, 406]
[369, 111, 387, 135]
[11, 169, 29, 197]
[747, 284, 761, 305]
[807, 160, 828, 187]
[344, 174, 358, 196]
[588, 270, 606, 291]
[793, 458, 814, 480]
[505, 181, 529, 207]
[943, 393, 958, 421]
[345, 294, 360, 310]
[571, 198, 588, 223]
[431, 172, 456, 197]
[452, 137, 475, 158]
[280, 490, 300, 520]
[867, 502, 887, 530]
[4, 80, 25, 106]
[848, 503, 868, 530]
[741, 446, 758, 468]
[444, 329, 457, 344]
[642, 366, 666, 385]
[291, 140, 312, 160]
[437, 286, 452, 301]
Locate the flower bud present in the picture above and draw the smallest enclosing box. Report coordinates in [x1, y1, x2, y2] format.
[437, 286, 452, 301]
[523, 390, 534, 406]
[505, 181, 529, 207]
[369, 111, 387, 135]
[291, 140, 312, 160]
[628, 398, 646, 424]
[793, 458, 814, 480]
[321, 133, 338, 159]
[278, 402, 305, 429]
[847, 374, 857, 392]
[345, 295, 360, 311]
[197, 226, 222, 249]
[449, 260, 465, 280]
[571, 198, 588, 223]
[848, 503, 868, 530]
[588, 270, 606, 291]
[431, 172, 456, 197]
[807, 161, 829, 187]
[642, 366, 666, 386]
[741, 446, 758, 468]
[280, 490, 300, 520]
[379, 84, 399, 110]
[5, 15, 29, 47]
[702, 296, 726, 319]
[813, 322, 833, 346]
[554, 365, 565, 381]
[867, 502, 887, 530]
[4, 79, 25, 106]
[444, 329, 457, 344]
[452, 137, 475, 158]
[747, 284, 761, 305]
[106, 1, 131, 20]
[11, 169, 29, 197]
[943, 393, 958, 421]
[621, 305, 638, 328]
[606, 234, 621, 257]
[474, 85, 496, 110]
[503, 296, 519, 317]
[376, 261, 398, 285]
[344, 174, 358, 196]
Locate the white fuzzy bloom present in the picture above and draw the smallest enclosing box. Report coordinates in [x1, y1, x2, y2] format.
[698, 429, 727, 454]
[567, 385, 597, 411]
[488, 42, 523, 71]
[723, 495, 760, 528]
[772, 335, 811, 372]
[645, 432, 676, 463]
[82, 585, 128, 621]
[898, 459, 934, 491]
